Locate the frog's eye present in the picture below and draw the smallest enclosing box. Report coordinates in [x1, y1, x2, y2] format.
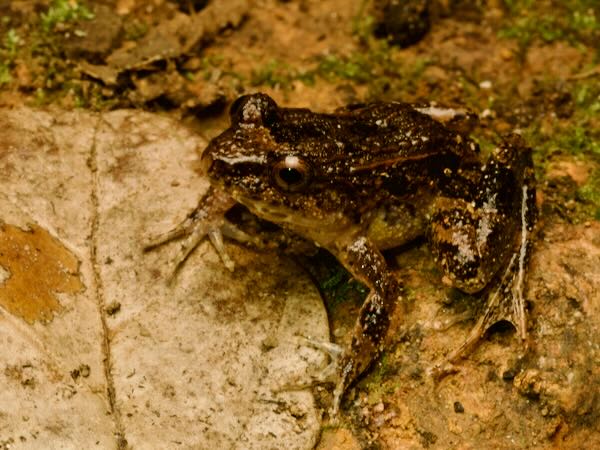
[272, 156, 311, 192]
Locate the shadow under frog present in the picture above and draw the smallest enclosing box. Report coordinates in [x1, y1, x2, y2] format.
[146, 93, 536, 415]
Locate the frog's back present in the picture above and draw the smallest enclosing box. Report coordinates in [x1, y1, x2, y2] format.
[271, 102, 478, 169]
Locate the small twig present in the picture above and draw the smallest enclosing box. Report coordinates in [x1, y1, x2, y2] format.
[567, 65, 600, 80]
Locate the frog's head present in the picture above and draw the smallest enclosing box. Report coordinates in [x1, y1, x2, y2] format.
[200, 93, 356, 235]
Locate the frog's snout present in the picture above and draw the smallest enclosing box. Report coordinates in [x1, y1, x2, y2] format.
[199, 150, 214, 175]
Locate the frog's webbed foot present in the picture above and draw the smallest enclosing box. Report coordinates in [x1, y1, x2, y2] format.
[445, 221, 531, 363]
[430, 233, 533, 379]
[296, 336, 361, 417]
[292, 337, 343, 388]
[144, 187, 249, 279]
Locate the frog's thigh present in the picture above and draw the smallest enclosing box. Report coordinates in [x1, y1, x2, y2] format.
[428, 196, 514, 294]
[367, 201, 428, 250]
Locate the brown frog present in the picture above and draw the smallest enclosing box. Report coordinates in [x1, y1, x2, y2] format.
[146, 93, 536, 415]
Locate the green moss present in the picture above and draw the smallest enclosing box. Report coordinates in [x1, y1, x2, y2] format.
[577, 169, 600, 220]
[249, 46, 400, 90]
[0, 1, 113, 107]
[524, 80, 600, 158]
[250, 59, 315, 89]
[528, 113, 599, 161]
[351, 0, 375, 43]
[0, 64, 11, 85]
[4, 29, 21, 56]
[499, 0, 600, 50]
[316, 53, 374, 83]
[556, 125, 600, 157]
[319, 263, 368, 306]
[40, 0, 95, 33]
[0, 28, 21, 85]
[512, 77, 600, 221]
[247, 38, 431, 103]
[362, 353, 401, 405]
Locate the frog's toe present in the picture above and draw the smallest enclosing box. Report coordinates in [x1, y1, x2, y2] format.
[146, 216, 237, 282]
[207, 228, 235, 271]
[143, 214, 198, 251]
[266, 337, 340, 413]
[430, 308, 473, 331]
[295, 337, 343, 389]
[295, 337, 351, 416]
[144, 186, 239, 279]
[300, 342, 358, 416]
[441, 248, 530, 364]
[300, 336, 344, 359]
[169, 222, 229, 275]
[427, 359, 460, 381]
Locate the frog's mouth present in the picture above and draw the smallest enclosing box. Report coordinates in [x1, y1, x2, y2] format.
[233, 193, 314, 226]
[231, 192, 350, 243]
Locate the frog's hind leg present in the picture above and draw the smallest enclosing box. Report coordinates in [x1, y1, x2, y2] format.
[327, 237, 402, 416]
[445, 183, 535, 363]
[429, 136, 536, 365]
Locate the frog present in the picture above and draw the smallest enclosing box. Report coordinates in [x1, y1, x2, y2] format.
[145, 93, 537, 415]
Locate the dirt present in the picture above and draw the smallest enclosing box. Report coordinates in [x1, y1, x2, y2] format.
[0, 0, 599, 449]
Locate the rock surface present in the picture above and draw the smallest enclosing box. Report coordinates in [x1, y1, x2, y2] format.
[0, 107, 328, 449]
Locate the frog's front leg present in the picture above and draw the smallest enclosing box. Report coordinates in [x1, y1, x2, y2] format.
[145, 187, 315, 278]
[429, 135, 536, 362]
[329, 236, 402, 415]
[144, 186, 250, 277]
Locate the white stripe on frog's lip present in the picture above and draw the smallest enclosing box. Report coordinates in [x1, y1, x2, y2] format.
[214, 153, 267, 165]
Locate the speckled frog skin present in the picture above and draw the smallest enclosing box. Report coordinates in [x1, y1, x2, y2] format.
[149, 93, 536, 414]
